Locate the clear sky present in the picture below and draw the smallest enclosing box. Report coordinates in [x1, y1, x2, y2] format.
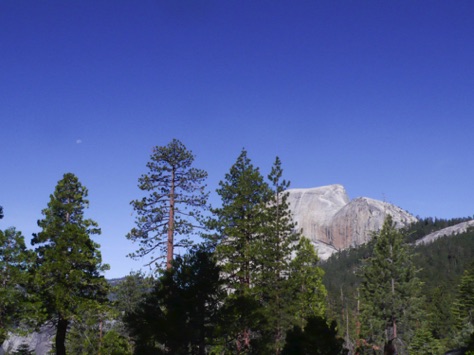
[1, 1, 473, 278]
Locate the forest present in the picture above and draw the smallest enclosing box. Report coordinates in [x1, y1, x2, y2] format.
[1, 139, 473, 355]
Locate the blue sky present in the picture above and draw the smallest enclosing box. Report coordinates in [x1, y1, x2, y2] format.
[1, 1, 473, 278]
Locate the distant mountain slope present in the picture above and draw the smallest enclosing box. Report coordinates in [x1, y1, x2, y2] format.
[286, 184, 417, 259]
[415, 220, 474, 246]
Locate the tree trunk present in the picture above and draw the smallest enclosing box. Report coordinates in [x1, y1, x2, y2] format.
[167, 168, 175, 270]
[56, 317, 69, 355]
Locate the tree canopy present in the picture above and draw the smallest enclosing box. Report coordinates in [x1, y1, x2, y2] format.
[31, 173, 109, 355]
[127, 139, 209, 270]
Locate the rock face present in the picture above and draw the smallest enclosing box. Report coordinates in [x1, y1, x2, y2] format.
[286, 185, 417, 259]
[1, 325, 54, 355]
[415, 220, 474, 246]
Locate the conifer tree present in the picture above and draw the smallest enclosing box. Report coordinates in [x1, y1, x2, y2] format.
[209, 149, 271, 353]
[359, 215, 421, 354]
[125, 245, 223, 354]
[127, 139, 208, 270]
[254, 157, 301, 353]
[452, 261, 474, 348]
[0, 227, 35, 343]
[288, 237, 327, 328]
[31, 173, 109, 355]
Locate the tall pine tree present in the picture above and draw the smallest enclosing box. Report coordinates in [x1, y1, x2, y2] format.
[359, 215, 421, 354]
[127, 139, 209, 270]
[254, 157, 302, 354]
[31, 173, 109, 355]
[208, 149, 271, 353]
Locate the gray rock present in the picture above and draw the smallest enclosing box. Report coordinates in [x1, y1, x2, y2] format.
[1, 325, 54, 355]
[286, 185, 417, 259]
[329, 197, 417, 250]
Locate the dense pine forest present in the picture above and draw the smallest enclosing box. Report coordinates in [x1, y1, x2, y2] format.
[1, 140, 474, 354]
[323, 218, 474, 354]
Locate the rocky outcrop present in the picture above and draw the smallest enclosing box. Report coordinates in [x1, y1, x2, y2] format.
[286, 185, 417, 259]
[1, 325, 54, 355]
[328, 197, 417, 250]
[415, 220, 474, 246]
[286, 184, 349, 240]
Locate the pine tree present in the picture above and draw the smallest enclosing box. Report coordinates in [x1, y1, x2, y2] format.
[31, 173, 109, 355]
[452, 261, 474, 348]
[408, 322, 444, 355]
[359, 215, 422, 354]
[254, 157, 301, 353]
[127, 139, 209, 270]
[288, 237, 327, 328]
[125, 245, 223, 354]
[0, 227, 35, 343]
[208, 149, 271, 353]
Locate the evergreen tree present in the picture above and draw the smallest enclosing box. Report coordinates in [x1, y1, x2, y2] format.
[288, 237, 327, 328]
[358, 215, 422, 354]
[12, 343, 34, 355]
[31, 173, 109, 355]
[282, 316, 346, 355]
[207, 149, 271, 353]
[254, 157, 301, 354]
[113, 271, 154, 316]
[452, 261, 474, 348]
[408, 322, 444, 355]
[66, 302, 133, 355]
[125, 245, 224, 354]
[127, 139, 209, 270]
[0, 227, 35, 343]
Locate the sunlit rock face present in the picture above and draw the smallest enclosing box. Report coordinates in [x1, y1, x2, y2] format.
[329, 197, 417, 250]
[286, 185, 417, 259]
[286, 184, 350, 240]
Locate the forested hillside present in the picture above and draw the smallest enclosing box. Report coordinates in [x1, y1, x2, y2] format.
[322, 218, 474, 353]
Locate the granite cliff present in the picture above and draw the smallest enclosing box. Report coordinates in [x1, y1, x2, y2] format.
[286, 184, 417, 259]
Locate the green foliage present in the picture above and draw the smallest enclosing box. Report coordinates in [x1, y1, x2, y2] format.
[252, 157, 304, 353]
[0, 227, 36, 343]
[210, 149, 270, 290]
[101, 329, 134, 355]
[66, 303, 133, 355]
[408, 322, 445, 355]
[282, 316, 346, 355]
[454, 261, 474, 324]
[359, 215, 422, 352]
[31, 173, 110, 355]
[206, 149, 271, 352]
[289, 237, 327, 328]
[322, 220, 474, 350]
[124, 245, 224, 354]
[450, 261, 474, 349]
[127, 138, 209, 270]
[208, 152, 329, 353]
[112, 271, 154, 316]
